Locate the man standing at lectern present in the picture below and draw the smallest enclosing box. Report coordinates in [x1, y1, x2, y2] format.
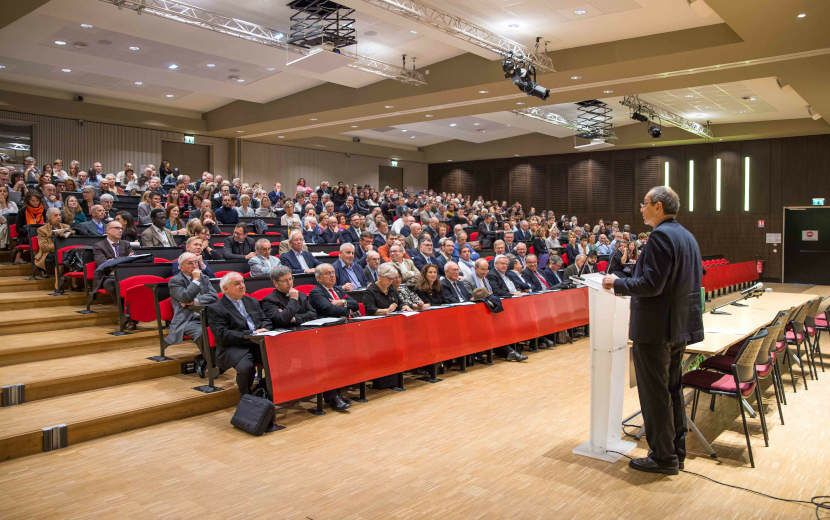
[602, 186, 703, 475]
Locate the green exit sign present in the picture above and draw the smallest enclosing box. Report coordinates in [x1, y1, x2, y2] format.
[390, 160, 398, 167]
[813, 198, 825, 206]
[184, 135, 195, 144]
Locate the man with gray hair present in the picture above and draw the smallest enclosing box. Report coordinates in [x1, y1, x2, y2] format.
[308, 263, 359, 318]
[75, 204, 108, 236]
[165, 252, 218, 348]
[99, 193, 116, 220]
[248, 238, 280, 278]
[334, 242, 367, 290]
[363, 250, 381, 283]
[280, 230, 319, 274]
[261, 265, 317, 328]
[207, 272, 269, 395]
[602, 185, 703, 475]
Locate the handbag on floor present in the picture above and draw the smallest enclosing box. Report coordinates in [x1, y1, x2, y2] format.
[230, 394, 276, 436]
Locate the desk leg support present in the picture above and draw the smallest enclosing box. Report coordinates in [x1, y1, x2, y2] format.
[308, 393, 326, 415]
[392, 373, 406, 392]
[417, 363, 442, 383]
[456, 355, 467, 373]
[354, 382, 368, 402]
[486, 349, 494, 365]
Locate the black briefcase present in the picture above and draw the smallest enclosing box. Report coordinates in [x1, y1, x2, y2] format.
[230, 394, 277, 435]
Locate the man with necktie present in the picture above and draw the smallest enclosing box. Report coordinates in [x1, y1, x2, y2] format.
[522, 254, 552, 292]
[467, 258, 493, 293]
[206, 272, 269, 395]
[363, 251, 381, 283]
[542, 255, 566, 288]
[440, 262, 471, 303]
[308, 263, 360, 318]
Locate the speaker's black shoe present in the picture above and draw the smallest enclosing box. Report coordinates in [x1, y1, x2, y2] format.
[628, 457, 678, 475]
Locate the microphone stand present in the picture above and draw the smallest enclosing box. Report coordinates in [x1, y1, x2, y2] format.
[709, 286, 765, 315]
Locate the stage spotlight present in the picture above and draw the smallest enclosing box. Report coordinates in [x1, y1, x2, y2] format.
[648, 125, 662, 138]
[502, 57, 550, 100]
[631, 112, 648, 122]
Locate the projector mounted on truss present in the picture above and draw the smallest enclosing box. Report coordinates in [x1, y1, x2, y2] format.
[99, 0, 426, 86]
[620, 95, 713, 139]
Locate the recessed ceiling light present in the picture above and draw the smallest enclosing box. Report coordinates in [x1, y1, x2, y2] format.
[515, 101, 525, 105]
[350, 125, 359, 128]
[747, 96, 758, 101]
[236, 78, 245, 83]
[401, 129, 408, 132]
[570, 75, 582, 80]
[410, 30, 418, 34]
[265, 67, 276, 71]
[0, 65, 6, 70]
[507, 23, 519, 28]
[309, 117, 318, 121]
[473, 122, 480, 126]
[277, 135, 285, 139]
[684, 94, 694, 98]
[54, 40, 67, 46]
[447, 159, 453, 162]
[797, 12, 806, 18]
[128, 46, 140, 51]
[603, 89, 614, 94]
[80, 23, 94, 29]
[478, 90, 488, 94]
[573, 9, 587, 15]
[134, 81, 143, 86]
[513, 154, 520, 157]
[236, 130, 245, 133]
[384, 105, 394, 109]
[165, 94, 175, 98]
[168, 63, 179, 70]
[206, 63, 216, 68]
[60, 68, 72, 73]
[449, 123, 457, 127]
[424, 114, 433, 118]
[409, 136, 416, 139]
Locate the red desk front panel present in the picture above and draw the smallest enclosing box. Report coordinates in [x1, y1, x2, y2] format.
[264, 288, 589, 403]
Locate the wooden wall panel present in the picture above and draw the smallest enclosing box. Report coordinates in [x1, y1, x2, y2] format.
[427, 134, 830, 279]
[509, 164, 530, 208]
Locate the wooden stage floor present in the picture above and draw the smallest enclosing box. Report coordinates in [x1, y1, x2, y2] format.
[1, 284, 828, 519]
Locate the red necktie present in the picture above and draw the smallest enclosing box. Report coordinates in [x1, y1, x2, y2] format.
[329, 288, 338, 301]
[536, 272, 550, 288]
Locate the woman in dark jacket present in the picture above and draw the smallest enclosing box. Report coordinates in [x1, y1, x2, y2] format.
[414, 264, 444, 306]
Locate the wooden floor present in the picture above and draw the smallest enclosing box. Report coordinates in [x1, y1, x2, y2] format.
[1, 284, 827, 519]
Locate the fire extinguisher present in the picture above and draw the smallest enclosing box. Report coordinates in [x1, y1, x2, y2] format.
[756, 260, 764, 274]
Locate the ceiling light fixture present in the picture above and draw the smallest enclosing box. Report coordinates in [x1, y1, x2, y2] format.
[573, 9, 587, 15]
[54, 40, 67, 46]
[277, 135, 285, 139]
[60, 68, 72, 73]
[384, 105, 394, 109]
[168, 63, 179, 70]
[309, 117, 318, 121]
[80, 23, 94, 29]
[410, 30, 418, 34]
[473, 122, 480, 126]
[265, 66, 276, 71]
[134, 81, 143, 86]
[478, 90, 488, 94]
[165, 94, 175, 98]
[515, 101, 525, 105]
[570, 75, 582, 80]
[425, 114, 433, 118]
[447, 159, 453, 162]
[0, 65, 6, 69]
[409, 136, 416, 139]
[797, 12, 806, 18]
[236, 78, 245, 82]
[206, 63, 216, 68]
[449, 123, 457, 127]
[128, 46, 140, 51]
[684, 94, 694, 98]
[350, 125, 359, 128]
[401, 129, 408, 132]
[502, 55, 549, 100]
[236, 130, 245, 133]
[621, 95, 713, 139]
[508, 23, 519, 28]
[603, 89, 614, 94]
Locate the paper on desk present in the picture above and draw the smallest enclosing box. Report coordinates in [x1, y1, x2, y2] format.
[311, 252, 328, 257]
[255, 329, 293, 336]
[350, 315, 385, 320]
[300, 317, 345, 326]
[391, 311, 419, 317]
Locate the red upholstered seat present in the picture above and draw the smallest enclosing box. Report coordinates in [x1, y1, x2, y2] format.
[775, 340, 786, 353]
[328, 251, 340, 256]
[242, 272, 251, 279]
[597, 260, 608, 272]
[700, 352, 775, 377]
[469, 231, 478, 241]
[248, 287, 274, 300]
[806, 326, 816, 336]
[159, 298, 174, 321]
[153, 257, 172, 263]
[121, 275, 166, 322]
[682, 370, 755, 397]
[785, 331, 804, 342]
[295, 284, 315, 295]
[815, 316, 827, 327]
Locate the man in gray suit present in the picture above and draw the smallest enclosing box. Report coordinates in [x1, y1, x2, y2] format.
[165, 252, 218, 346]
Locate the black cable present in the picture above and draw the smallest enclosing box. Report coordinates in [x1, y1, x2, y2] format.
[606, 450, 830, 519]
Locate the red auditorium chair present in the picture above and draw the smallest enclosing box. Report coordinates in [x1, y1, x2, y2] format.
[120, 274, 167, 331]
[328, 250, 340, 257]
[295, 284, 315, 295]
[469, 231, 478, 241]
[249, 287, 275, 300]
[55, 245, 93, 297]
[683, 328, 770, 468]
[10, 224, 31, 264]
[597, 260, 608, 273]
[153, 257, 172, 263]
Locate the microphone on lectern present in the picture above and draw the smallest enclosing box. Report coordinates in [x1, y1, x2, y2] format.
[740, 282, 764, 295]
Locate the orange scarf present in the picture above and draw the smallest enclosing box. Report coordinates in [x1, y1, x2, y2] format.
[25, 204, 44, 224]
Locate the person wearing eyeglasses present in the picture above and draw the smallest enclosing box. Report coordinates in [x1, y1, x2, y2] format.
[602, 186, 703, 476]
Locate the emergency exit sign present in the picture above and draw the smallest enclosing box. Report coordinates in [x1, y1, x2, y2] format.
[813, 198, 825, 206]
[184, 135, 195, 144]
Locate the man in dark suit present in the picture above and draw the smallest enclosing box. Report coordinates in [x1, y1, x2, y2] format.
[362, 251, 381, 284]
[165, 252, 218, 346]
[280, 230, 321, 274]
[563, 254, 587, 281]
[487, 254, 529, 297]
[477, 215, 498, 249]
[320, 217, 341, 244]
[440, 262, 471, 303]
[92, 220, 133, 295]
[333, 242, 367, 290]
[603, 186, 703, 475]
[433, 238, 457, 275]
[260, 265, 318, 328]
[522, 254, 552, 292]
[514, 220, 532, 243]
[222, 223, 256, 261]
[308, 263, 360, 317]
[207, 272, 269, 395]
[75, 204, 107, 236]
[542, 254, 565, 288]
[354, 231, 373, 264]
[411, 237, 439, 272]
[338, 214, 361, 244]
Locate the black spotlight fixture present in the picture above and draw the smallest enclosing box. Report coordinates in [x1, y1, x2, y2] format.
[502, 56, 549, 100]
[648, 124, 662, 138]
[631, 111, 648, 122]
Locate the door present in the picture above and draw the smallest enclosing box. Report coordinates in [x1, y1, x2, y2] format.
[783, 207, 830, 284]
[161, 141, 211, 179]
[379, 165, 403, 191]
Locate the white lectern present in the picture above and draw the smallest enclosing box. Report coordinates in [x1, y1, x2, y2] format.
[572, 273, 637, 463]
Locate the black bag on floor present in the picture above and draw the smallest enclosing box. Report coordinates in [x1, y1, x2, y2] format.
[230, 394, 276, 436]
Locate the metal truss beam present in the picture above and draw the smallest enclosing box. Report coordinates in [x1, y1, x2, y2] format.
[620, 95, 713, 139]
[351, 0, 554, 71]
[100, 0, 425, 86]
[512, 106, 615, 139]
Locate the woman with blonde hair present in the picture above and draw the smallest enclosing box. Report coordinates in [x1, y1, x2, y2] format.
[62, 195, 86, 225]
